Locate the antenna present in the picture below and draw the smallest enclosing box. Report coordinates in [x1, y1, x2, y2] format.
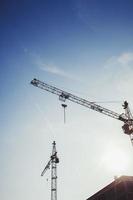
[41, 141, 59, 200]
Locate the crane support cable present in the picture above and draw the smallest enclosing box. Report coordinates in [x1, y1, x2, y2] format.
[31, 78, 127, 123]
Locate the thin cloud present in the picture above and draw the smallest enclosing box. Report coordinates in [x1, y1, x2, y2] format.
[40, 63, 80, 80]
[23, 47, 81, 81]
[39, 62, 73, 79]
[35, 56, 81, 81]
[102, 52, 133, 100]
[104, 52, 133, 69]
[117, 52, 133, 65]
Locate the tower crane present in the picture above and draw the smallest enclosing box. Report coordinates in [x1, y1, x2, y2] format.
[41, 141, 59, 200]
[31, 78, 133, 146]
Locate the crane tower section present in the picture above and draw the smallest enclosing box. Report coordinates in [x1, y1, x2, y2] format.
[41, 141, 59, 200]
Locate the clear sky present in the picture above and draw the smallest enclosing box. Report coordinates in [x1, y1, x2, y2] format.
[1, 0, 133, 200]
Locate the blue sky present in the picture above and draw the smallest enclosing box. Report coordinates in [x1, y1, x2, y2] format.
[1, 0, 133, 200]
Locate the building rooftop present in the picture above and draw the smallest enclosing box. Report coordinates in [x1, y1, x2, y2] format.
[87, 176, 133, 200]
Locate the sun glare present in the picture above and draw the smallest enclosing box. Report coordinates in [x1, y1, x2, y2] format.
[101, 145, 130, 175]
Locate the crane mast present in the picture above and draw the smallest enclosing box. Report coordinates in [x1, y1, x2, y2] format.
[41, 141, 59, 200]
[31, 78, 133, 145]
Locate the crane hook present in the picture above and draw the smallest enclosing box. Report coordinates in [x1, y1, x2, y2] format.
[61, 104, 67, 123]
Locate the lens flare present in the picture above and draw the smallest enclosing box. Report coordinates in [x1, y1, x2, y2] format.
[101, 145, 130, 175]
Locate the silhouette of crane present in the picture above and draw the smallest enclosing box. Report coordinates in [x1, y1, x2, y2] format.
[31, 78, 133, 146]
[41, 141, 59, 200]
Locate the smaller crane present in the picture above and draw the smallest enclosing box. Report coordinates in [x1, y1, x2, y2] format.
[41, 141, 59, 200]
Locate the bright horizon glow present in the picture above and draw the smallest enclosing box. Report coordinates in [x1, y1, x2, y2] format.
[101, 145, 130, 175]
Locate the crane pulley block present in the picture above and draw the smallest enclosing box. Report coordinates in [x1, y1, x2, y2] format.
[59, 92, 69, 102]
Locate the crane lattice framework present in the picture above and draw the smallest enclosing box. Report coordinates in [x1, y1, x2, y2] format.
[31, 78, 133, 146]
[41, 141, 59, 200]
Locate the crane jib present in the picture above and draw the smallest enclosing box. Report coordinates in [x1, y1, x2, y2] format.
[31, 78, 133, 144]
[30, 78, 127, 122]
